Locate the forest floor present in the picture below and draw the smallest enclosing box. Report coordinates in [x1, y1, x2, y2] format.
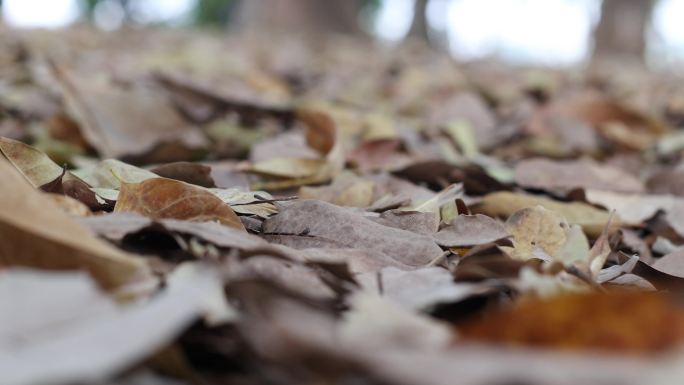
[4, 26, 684, 385]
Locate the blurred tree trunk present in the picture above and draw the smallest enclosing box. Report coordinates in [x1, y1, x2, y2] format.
[407, 0, 430, 43]
[592, 0, 655, 64]
[83, 0, 132, 21]
[232, 0, 365, 36]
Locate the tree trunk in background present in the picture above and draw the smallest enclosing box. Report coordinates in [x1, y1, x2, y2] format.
[232, 0, 365, 37]
[592, 0, 655, 64]
[407, 0, 430, 43]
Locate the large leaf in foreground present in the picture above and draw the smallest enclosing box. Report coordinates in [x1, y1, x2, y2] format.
[0, 267, 222, 385]
[0, 157, 149, 289]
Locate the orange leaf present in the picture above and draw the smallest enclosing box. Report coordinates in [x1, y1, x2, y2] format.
[114, 178, 245, 231]
[459, 291, 684, 353]
[298, 109, 336, 156]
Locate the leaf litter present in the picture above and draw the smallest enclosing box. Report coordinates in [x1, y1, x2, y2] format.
[5, 26, 684, 385]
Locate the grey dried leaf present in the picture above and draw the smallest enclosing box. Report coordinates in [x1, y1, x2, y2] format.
[433, 214, 508, 247]
[262, 200, 443, 266]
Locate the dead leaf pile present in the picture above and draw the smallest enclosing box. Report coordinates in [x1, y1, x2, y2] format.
[4, 25, 684, 385]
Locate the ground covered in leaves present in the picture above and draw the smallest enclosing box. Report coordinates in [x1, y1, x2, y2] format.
[5, 26, 684, 385]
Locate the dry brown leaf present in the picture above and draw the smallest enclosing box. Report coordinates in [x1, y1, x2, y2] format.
[262, 200, 443, 266]
[0, 267, 223, 385]
[114, 178, 245, 231]
[0, 136, 63, 188]
[373, 210, 440, 236]
[299, 109, 337, 156]
[347, 139, 412, 173]
[459, 291, 684, 353]
[356, 267, 490, 310]
[433, 214, 508, 247]
[652, 250, 684, 278]
[340, 292, 453, 350]
[149, 161, 216, 188]
[502, 206, 569, 261]
[515, 158, 644, 194]
[299, 174, 376, 208]
[246, 157, 328, 179]
[475, 191, 617, 237]
[0, 157, 150, 290]
[72, 159, 158, 190]
[647, 168, 684, 196]
[44, 193, 92, 217]
[427, 91, 500, 149]
[528, 91, 669, 151]
[51, 65, 207, 163]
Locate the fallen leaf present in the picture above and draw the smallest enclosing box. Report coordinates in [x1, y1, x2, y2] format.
[501, 206, 569, 261]
[0, 267, 222, 385]
[299, 173, 376, 207]
[372, 210, 440, 236]
[0, 157, 150, 289]
[427, 92, 500, 149]
[149, 162, 216, 188]
[44, 193, 92, 217]
[347, 139, 412, 172]
[72, 159, 158, 190]
[476, 191, 617, 237]
[0, 136, 63, 188]
[459, 291, 684, 353]
[262, 200, 443, 266]
[51, 65, 207, 163]
[340, 292, 453, 350]
[114, 178, 245, 231]
[515, 158, 644, 194]
[433, 214, 508, 247]
[356, 267, 491, 310]
[246, 157, 328, 179]
[652, 250, 684, 278]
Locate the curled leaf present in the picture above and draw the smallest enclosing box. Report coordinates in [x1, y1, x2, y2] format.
[114, 178, 245, 231]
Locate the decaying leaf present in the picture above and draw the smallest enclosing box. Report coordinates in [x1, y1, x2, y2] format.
[0, 267, 222, 385]
[476, 191, 617, 237]
[652, 250, 684, 278]
[114, 177, 245, 231]
[44, 193, 92, 217]
[373, 210, 440, 236]
[0, 136, 64, 188]
[262, 200, 443, 266]
[459, 291, 684, 353]
[72, 159, 158, 190]
[0, 157, 150, 289]
[340, 292, 453, 350]
[5, 21, 684, 385]
[501, 206, 569, 261]
[299, 173, 376, 208]
[356, 267, 491, 310]
[515, 158, 644, 194]
[433, 214, 508, 247]
[149, 161, 216, 188]
[51, 65, 207, 163]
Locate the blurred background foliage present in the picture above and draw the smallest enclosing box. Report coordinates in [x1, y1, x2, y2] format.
[2, 0, 684, 69]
